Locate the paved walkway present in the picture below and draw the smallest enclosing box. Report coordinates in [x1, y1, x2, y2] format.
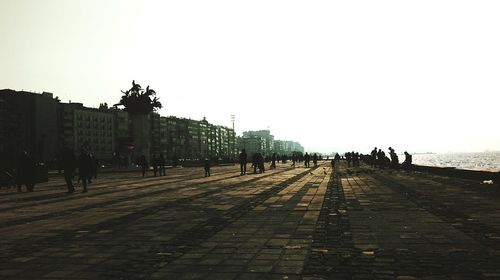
[1, 162, 499, 279]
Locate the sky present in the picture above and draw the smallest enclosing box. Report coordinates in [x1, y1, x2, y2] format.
[1, 0, 499, 154]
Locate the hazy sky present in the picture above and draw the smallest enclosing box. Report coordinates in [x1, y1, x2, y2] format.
[1, 0, 499, 154]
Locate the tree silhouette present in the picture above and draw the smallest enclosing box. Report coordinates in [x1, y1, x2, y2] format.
[117, 80, 162, 115]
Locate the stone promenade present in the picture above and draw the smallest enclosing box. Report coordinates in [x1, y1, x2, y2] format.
[1, 162, 500, 279]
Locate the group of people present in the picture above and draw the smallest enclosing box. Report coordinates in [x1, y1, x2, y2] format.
[237, 150, 321, 175]
[137, 154, 167, 177]
[62, 148, 99, 193]
[0, 151, 38, 192]
[368, 147, 412, 169]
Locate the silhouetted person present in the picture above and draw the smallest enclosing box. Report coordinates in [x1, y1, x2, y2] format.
[172, 155, 179, 167]
[62, 148, 76, 193]
[138, 155, 148, 177]
[353, 152, 359, 167]
[388, 147, 399, 169]
[312, 153, 318, 167]
[377, 149, 386, 169]
[304, 152, 310, 168]
[371, 147, 378, 167]
[334, 153, 340, 161]
[252, 153, 258, 174]
[291, 154, 296, 168]
[258, 153, 265, 173]
[239, 149, 247, 175]
[270, 153, 277, 169]
[204, 158, 211, 177]
[159, 154, 166, 176]
[78, 150, 92, 193]
[152, 155, 158, 176]
[90, 154, 99, 180]
[345, 152, 352, 167]
[402, 151, 413, 169]
[15, 151, 35, 192]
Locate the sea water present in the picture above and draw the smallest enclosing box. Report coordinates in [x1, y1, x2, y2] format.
[412, 152, 500, 172]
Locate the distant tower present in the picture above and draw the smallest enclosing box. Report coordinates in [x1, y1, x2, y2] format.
[231, 114, 235, 131]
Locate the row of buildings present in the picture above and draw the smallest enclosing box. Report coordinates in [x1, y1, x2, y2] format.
[0, 89, 304, 168]
[239, 130, 304, 157]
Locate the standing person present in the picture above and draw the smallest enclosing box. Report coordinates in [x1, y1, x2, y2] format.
[239, 149, 247, 175]
[15, 151, 36, 192]
[151, 155, 158, 177]
[159, 154, 166, 176]
[138, 155, 148, 177]
[312, 153, 318, 167]
[371, 147, 378, 167]
[345, 152, 352, 167]
[291, 154, 296, 168]
[204, 158, 211, 177]
[90, 154, 98, 182]
[270, 153, 277, 169]
[252, 153, 259, 174]
[402, 151, 412, 169]
[377, 149, 386, 169]
[62, 148, 76, 194]
[388, 147, 399, 169]
[258, 153, 265, 173]
[78, 150, 92, 193]
[304, 152, 310, 168]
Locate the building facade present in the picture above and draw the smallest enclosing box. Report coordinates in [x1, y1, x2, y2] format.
[60, 102, 116, 160]
[0, 89, 60, 168]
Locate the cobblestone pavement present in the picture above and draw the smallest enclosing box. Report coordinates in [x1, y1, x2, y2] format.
[1, 162, 500, 279]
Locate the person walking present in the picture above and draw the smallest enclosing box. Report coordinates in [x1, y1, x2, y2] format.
[138, 155, 148, 177]
[15, 151, 36, 192]
[62, 148, 76, 194]
[78, 149, 92, 193]
[270, 153, 277, 169]
[204, 158, 211, 177]
[304, 152, 311, 168]
[151, 154, 158, 177]
[312, 153, 318, 167]
[239, 149, 247, 175]
[159, 154, 166, 176]
[90, 154, 99, 181]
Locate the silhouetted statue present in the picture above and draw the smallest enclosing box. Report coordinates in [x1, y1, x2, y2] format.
[15, 151, 35, 192]
[62, 148, 76, 193]
[402, 151, 413, 169]
[138, 155, 148, 177]
[239, 149, 247, 175]
[78, 150, 92, 193]
[204, 158, 211, 177]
